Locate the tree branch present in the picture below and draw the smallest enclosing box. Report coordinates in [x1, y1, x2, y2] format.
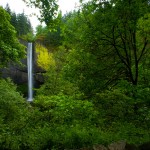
[138, 38, 148, 63]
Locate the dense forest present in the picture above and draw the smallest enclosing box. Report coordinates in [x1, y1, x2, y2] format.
[0, 0, 150, 149]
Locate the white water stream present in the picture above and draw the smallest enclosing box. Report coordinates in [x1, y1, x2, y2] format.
[27, 43, 33, 102]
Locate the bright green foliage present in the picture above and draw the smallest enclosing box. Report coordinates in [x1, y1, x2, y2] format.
[34, 95, 98, 125]
[0, 6, 25, 67]
[36, 45, 81, 97]
[0, 79, 27, 122]
[0, 79, 29, 150]
[36, 44, 55, 70]
[31, 95, 104, 149]
[36, 66, 80, 97]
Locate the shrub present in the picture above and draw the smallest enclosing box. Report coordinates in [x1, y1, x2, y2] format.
[0, 79, 29, 150]
[34, 94, 99, 125]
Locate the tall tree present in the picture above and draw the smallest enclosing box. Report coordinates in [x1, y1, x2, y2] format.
[5, 4, 33, 36]
[17, 12, 32, 36]
[62, 0, 150, 96]
[0, 7, 25, 67]
[5, 3, 11, 15]
[107, 0, 150, 85]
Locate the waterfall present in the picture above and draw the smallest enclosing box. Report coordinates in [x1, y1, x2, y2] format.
[27, 43, 33, 102]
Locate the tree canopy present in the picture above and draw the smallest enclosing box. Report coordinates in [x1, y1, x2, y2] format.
[0, 6, 25, 67]
[5, 4, 33, 37]
[61, 0, 150, 97]
[0, 0, 150, 149]
[23, 0, 59, 26]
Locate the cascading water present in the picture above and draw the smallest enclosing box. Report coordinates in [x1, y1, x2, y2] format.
[27, 43, 33, 102]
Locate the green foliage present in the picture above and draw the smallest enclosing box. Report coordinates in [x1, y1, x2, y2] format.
[21, 32, 35, 42]
[1, 0, 150, 149]
[110, 122, 150, 145]
[17, 83, 28, 97]
[94, 81, 150, 126]
[35, 25, 62, 51]
[94, 89, 134, 124]
[0, 79, 26, 122]
[36, 46, 81, 97]
[62, 48, 109, 97]
[45, 125, 110, 149]
[0, 79, 149, 149]
[61, 0, 150, 97]
[36, 70, 80, 97]
[34, 95, 98, 125]
[23, 0, 59, 27]
[36, 65, 81, 97]
[16, 12, 33, 36]
[92, 81, 150, 144]
[0, 6, 25, 67]
[31, 95, 108, 149]
[0, 79, 29, 150]
[61, 9, 117, 96]
[36, 44, 55, 70]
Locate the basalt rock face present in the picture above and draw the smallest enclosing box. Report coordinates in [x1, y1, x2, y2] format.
[1, 41, 44, 96]
[76, 141, 150, 150]
[108, 141, 126, 150]
[107, 141, 139, 150]
[2, 41, 28, 84]
[2, 59, 28, 84]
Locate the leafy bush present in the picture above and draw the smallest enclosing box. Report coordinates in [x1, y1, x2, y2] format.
[0, 78, 149, 149]
[36, 67, 81, 98]
[92, 82, 150, 145]
[107, 122, 150, 145]
[94, 85, 150, 127]
[48, 124, 112, 149]
[0, 79, 29, 150]
[34, 95, 99, 125]
[25, 95, 108, 149]
[17, 83, 28, 97]
[0, 79, 28, 122]
[36, 44, 55, 71]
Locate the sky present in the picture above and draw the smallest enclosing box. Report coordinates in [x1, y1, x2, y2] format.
[0, 0, 80, 30]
